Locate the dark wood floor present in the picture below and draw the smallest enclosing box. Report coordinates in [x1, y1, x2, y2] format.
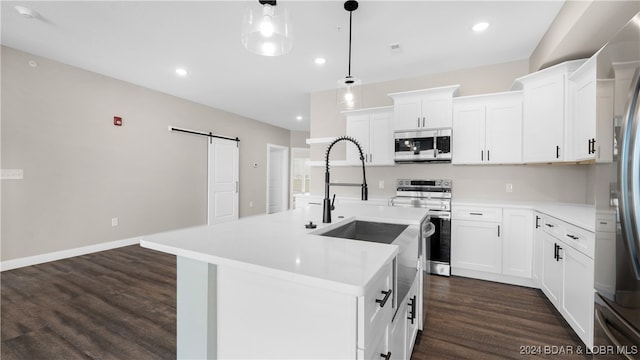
[2, 245, 590, 359]
[414, 275, 590, 360]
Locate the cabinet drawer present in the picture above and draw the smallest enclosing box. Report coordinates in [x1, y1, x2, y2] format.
[541, 216, 563, 238]
[562, 223, 594, 259]
[453, 206, 502, 222]
[361, 261, 394, 350]
[596, 215, 615, 233]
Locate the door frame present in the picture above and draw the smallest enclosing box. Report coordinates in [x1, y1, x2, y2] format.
[266, 144, 289, 214]
[289, 147, 310, 207]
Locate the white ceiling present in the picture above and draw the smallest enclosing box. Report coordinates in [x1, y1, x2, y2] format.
[1, 1, 565, 132]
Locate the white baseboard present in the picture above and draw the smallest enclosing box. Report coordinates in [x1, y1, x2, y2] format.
[451, 267, 537, 289]
[0, 237, 141, 272]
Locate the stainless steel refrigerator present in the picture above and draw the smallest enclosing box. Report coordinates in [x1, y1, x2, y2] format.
[593, 13, 640, 359]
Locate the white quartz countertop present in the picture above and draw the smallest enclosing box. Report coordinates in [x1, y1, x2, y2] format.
[452, 199, 595, 232]
[140, 204, 429, 296]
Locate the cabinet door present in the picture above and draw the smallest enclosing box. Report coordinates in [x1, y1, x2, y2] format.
[522, 75, 566, 162]
[346, 114, 371, 165]
[369, 112, 395, 165]
[502, 209, 533, 278]
[452, 102, 485, 164]
[389, 309, 406, 360]
[560, 244, 594, 349]
[571, 74, 596, 161]
[540, 231, 562, 307]
[422, 96, 452, 129]
[405, 278, 419, 358]
[486, 97, 523, 164]
[394, 96, 422, 131]
[451, 220, 502, 274]
[595, 80, 614, 163]
[532, 214, 544, 287]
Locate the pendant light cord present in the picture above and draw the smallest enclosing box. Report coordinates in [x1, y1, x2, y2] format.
[348, 10, 353, 77]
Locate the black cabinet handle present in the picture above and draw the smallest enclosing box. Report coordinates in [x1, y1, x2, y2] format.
[376, 289, 392, 308]
[487, 150, 490, 162]
[545, 223, 554, 228]
[556, 145, 560, 159]
[417, 117, 420, 128]
[535, 216, 541, 229]
[481, 150, 483, 161]
[380, 352, 392, 360]
[557, 245, 563, 260]
[554, 243, 559, 261]
[497, 225, 500, 237]
[407, 295, 416, 324]
[470, 212, 483, 216]
[566, 234, 579, 240]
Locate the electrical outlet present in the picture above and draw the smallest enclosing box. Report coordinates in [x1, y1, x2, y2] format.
[506, 184, 513, 193]
[378, 180, 384, 189]
[249, 201, 253, 208]
[111, 217, 119, 227]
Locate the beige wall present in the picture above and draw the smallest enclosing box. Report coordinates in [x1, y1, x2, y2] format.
[309, 59, 590, 204]
[1, 46, 290, 261]
[289, 130, 310, 149]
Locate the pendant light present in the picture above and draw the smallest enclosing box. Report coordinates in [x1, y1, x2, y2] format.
[241, 0, 293, 56]
[337, 0, 361, 111]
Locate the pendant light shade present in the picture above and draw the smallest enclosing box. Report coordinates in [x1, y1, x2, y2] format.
[241, 0, 293, 56]
[337, 1, 361, 111]
[337, 76, 362, 110]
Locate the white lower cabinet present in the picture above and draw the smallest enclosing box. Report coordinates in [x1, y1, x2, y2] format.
[540, 230, 563, 305]
[560, 244, 594, 346]
[502, 209, 534, 278]
[536, 212, 594, 349]
[451, 219, 502, 274]
[452, 205, 533, 284]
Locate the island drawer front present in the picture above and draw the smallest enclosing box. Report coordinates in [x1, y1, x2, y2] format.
[362, 261, 394, 350]
[453, 206, 502, 222]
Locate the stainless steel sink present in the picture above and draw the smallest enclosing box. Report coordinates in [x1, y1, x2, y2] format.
[316, 220, 409, 244]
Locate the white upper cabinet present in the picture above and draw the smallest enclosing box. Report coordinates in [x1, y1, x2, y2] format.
[389, 85, 460, 131]
[452, 91, 523, 164]
[513, 59, 586, 163]
[344, 106, 394, 166]
[568, 56, 616, 163]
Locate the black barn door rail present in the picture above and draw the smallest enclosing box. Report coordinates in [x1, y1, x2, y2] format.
[169, 126, 240, 144]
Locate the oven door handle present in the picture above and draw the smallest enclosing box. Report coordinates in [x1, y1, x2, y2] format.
[423, 222, 436, 238]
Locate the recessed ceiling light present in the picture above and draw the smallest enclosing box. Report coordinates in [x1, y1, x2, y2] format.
[14, 5, 39, 19]
[472, 22, 490, 32]
[314, 58, 326, 65]
[296, 115, 303, 121]
[175, 68, 188, 76]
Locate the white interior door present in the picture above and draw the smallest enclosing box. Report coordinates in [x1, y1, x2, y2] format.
[208, 138, 239, 225]
[267, 144, 288, 214]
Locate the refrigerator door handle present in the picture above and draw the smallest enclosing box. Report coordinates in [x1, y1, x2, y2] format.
[619, 68, 640, 279]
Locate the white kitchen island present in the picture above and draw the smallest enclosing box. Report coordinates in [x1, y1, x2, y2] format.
[140, 204, 429, 360]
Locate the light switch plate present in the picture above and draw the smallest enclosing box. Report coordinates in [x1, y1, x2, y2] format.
[1, 169, 24, 180]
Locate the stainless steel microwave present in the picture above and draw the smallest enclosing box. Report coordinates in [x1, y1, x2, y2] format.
[394, 129, 452, 162]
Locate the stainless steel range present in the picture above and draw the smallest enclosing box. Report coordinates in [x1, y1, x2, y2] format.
[389, 179, 452, 276]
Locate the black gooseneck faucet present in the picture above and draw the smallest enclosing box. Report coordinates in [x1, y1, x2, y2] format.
[323, 136, 368, 223]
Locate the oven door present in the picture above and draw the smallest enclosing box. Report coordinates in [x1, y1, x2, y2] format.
[394, 130, 436, 162]
[426, 212, 451, 277]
